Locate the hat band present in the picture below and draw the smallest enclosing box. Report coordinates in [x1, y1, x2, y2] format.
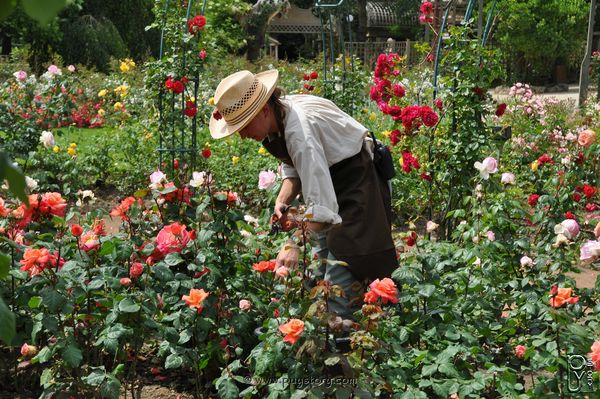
[224, 82, 267, 126]
[221, 79, 259, 117]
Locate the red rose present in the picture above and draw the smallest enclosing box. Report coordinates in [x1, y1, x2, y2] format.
[528, 194, 540, 206]
[171, 80, 184, 94]
[392, 84, 405, 98]
[303, 74, 310, 81]
[573, 193, 582, 202]
[173, 159, 180, 169]
[582, 184, 597, 199]
[390, 129, 401, 146]
[183, 101, 197, 117]
[421, 106, 439, 127]
[187, 15, 206, 34]
[70, 224, 83, 237]
[420, 172, 432, 182]
[201, 148, 211, 158]
[310, 71, 318, 79]
[434, 98, 443, 110]
[537, 153, 554, 165]
[212, 110, 222, 121]
[564, 211, 576, 220]
[586, 203, 597, 212]
[495, 103, 507, 117]
[420, 1, 433, 14]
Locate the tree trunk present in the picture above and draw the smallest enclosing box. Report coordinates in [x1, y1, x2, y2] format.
[0, 31, 11, 56]
[245, 0, 289, 62]
[356, 0, 367, 41]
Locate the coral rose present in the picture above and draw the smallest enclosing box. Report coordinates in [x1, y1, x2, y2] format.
[549, 287, 579, 308]
[20, 247, 61, 277]
[20, 343, 38, 357]
[130, 262, 144, 278]
[367, 277, 398, 304]
[514, 345, 526, 359]
[79, 231, 100, 252]
[278, 319, 305, 344]
[239, 299, 252, 311]
[252, 260, 277, 272]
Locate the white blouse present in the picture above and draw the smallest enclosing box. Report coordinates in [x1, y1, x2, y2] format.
[273, 94, 368, 225]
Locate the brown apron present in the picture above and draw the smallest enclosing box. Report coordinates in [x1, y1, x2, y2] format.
[263, 134, 398, 280]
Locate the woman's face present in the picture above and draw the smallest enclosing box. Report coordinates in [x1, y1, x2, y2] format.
[238, 105, 272, 142]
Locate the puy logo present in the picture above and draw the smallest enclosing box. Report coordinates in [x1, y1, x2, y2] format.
[567, 355, 595, 393]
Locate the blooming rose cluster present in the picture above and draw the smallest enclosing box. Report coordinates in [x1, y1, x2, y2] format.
[20, 247, 65, 277]
[110, 197, 139, 220]
[164, 76, 188, 94]
[418, 1, 434, 24]
[301, 71, 318, 91]
[5, 192, 67, 229]
[187, 15, 206, 34]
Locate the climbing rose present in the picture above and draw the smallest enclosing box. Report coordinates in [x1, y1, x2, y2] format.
[401, 151, 420, 173]
[474, 157, 498, 179]
[278, 319, 305, 344]
[582, 184, 597, 199]
[187, 15, 206, 34]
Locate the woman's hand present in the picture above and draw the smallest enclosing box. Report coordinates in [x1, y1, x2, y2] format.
[275, 241, 300, 269]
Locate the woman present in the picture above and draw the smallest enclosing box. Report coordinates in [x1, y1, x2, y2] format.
[209, 70, 398, 319]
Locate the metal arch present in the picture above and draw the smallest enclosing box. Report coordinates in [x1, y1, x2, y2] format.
[157, 0, 208, 177]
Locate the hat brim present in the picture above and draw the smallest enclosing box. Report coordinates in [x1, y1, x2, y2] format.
[209, 69, 279, 139]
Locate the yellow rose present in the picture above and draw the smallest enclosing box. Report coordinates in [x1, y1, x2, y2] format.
[232, 156, 240, 165]
[208, 97, 215, 105]
[67, 147, 76, 156]
[119, 62, 130, 73]
[98, 109, 105, 117]
[258, 147, 268, 155]
[361, 107, 369, 114]
[399, 157, 404, 167]
[531, 160, 539, 172]
[382, 130, 391, 137]
[52, 145, 60, 153]
[369, 112, 377, 121]
[114, 102, 123, 111]
[98, 89, 108, 97]
[69, 143, 77, 148]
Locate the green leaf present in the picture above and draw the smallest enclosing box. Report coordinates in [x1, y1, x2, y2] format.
[98, 240, 115, 256]
[0, 152, 27, 203]
[0, 298, 15, 344]
[33, 346, 52, 364]
[165, 353, 183, 369]
[82, 370, 106, 386]
[40, 368, 54, 388]
[0, 254, 9, 279]
[28, 296, 42, 309]
[118, 298, 140, 313]
[62, 344, 83, 367]
[100, 375, 121, 399]
[418, 284, 436, 298]
[40, 287, 66, 313]
[217, 377, 240, 399]
[421, 363, 438, 377]
[21, 0, 68, 24]
[164, 252, 184, 266]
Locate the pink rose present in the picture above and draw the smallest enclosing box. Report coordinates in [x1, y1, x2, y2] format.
[520, 256, 533, 267]
[67, 65, 76, 72]
[120, 277, 132, 286]
[515, 345, 526, 359]
[20, 343, 38, 357]
[501, 172, 515, 185]
[155, 222, 191, 256]
[258, 170, 277, 190]
[13, 70, 27, 82]
[578, 129, 596, 147]
[149, 170, 167, 189]
[554, 219, 580, 239]
[275, 266, 289, 278]
[79, 231, 100, 252]
[47, 65, 62, 76]
[130, 262, 144, 278]
[198, 49, 207, 60]
[486, 231, 496, 241]
[239, 299, 252, 311]
[580, 240, 600, 264]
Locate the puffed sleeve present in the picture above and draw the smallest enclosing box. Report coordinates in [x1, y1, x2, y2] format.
[284, 119, 342, 226]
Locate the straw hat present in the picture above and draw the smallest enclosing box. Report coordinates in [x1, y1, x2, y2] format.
[209, 70, 279, 139]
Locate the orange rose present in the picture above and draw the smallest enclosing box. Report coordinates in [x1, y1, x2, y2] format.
[79, 231, 100, 252]
[589, 341, 600, 371]
[278, 319, 305, 344]
[367, 277, 399, 304]
[549, 287, 579, 308]
[578, 129, 596, 147]
[182, 288, 209, 310]
[252, 260, 277, 273]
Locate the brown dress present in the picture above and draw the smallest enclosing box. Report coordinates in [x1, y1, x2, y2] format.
[263, 133, 398, 280]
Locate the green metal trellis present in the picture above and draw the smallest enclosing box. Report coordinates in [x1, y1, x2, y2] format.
[157, 0, 208, 177]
